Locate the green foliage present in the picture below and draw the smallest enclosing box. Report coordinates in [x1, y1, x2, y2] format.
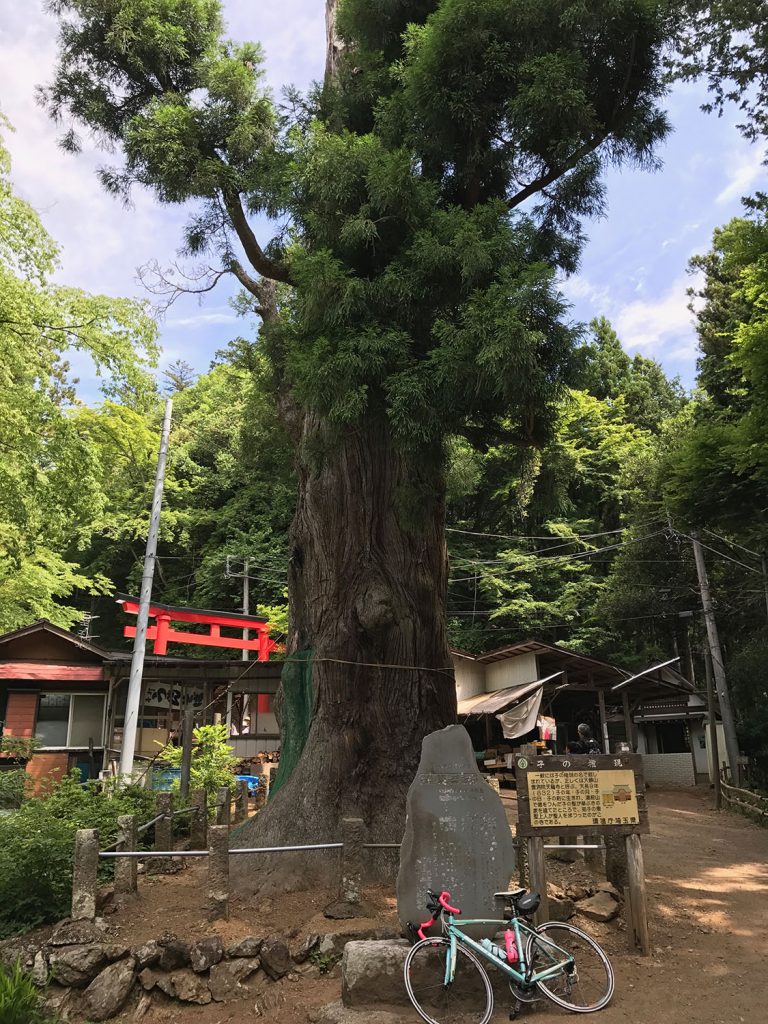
[0, 770, 29, 810]
[0, 120, 158, 633]
[673, 1, 768, 144]
[0, 771, 154, 937]
[0, 960, 56, 1024]
[157, 723, 238, 806]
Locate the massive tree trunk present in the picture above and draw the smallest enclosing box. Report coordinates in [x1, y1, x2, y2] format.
[229, 1, 456, 894]
[230, 415, 456, 892]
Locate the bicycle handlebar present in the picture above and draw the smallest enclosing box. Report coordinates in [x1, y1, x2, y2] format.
[416, 890, 461, 940]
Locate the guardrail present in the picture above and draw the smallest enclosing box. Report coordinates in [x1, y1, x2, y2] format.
[72, 795, 606, 926]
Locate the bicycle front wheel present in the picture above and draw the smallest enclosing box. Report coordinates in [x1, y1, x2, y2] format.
[404, 937, 494, 1024]
[525, 921, 614, 1013]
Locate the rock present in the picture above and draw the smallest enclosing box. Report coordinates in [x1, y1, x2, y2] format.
[227, 935, 263, 958]
[134, 991, 153, 1019]
[170, 967, 212, 1004]
[564, 883, 593, 902]
[292, 934, 320, 963]
[31, 950, 48, 987]
[209, 958, 262, 1002]
[190, 935, 224, 973]
[156, 973, 176, 997]
[138, 968, 160, 992]
[83, 956, 136, 1021]
[49, 919, 109, 946]
[396, 725, 517, 940]
[548, 897, 576, 922]
[260, 937, 291, 980]
[596, 881, 621, 899]
[102, 945, 129, 962]
[324, 901, 365, 920]
[49, 945, 108, 987]
[156, 932, 190, 971]
[342, 940, 411, 1007]
[253, 983, 287, 1017]
[576, 891, 619, 922]
[318, 928, 402, 957]
[133, 940, 162, 969]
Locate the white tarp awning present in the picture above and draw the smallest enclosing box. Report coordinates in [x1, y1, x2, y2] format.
[496, 687, 544, 740]
[457, 673, 562, 717]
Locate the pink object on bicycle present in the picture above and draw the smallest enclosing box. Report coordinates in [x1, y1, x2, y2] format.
[504, 929, 519, 963]
[438, 892, 461, 914]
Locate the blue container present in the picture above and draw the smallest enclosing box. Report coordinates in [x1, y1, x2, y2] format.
[236, 774, 260, 795]
[153, 768, 181, 791]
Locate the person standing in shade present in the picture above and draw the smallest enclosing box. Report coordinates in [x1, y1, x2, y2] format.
[577, 723, 601, 755]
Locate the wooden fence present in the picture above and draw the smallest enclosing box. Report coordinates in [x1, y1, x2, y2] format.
[720, 777, 768, 821]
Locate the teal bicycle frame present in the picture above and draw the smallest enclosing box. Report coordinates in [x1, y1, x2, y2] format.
[437, 912, 574, 989]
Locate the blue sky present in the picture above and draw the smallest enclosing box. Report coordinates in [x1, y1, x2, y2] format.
[1, 2, 765, 399]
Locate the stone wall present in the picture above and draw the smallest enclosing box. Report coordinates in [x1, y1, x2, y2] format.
[641, 753, 695, 787]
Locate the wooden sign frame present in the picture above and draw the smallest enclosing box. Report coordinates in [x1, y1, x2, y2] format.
[514, 753, 649, 838]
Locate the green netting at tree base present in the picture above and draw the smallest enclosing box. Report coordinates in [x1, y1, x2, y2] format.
[268, 649, 314, 800]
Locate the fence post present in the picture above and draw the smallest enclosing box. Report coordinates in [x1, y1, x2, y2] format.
[625, 834, 650, 955]
[190, 788, 208, 849]
[234, 779, 249, 824]
[151, 791, 174, 874]
[340, 817, 365, 907]
[72, 829, 99, 920]
[207, 825, 229, 921]
[114, 815, 138, 895]
[215, 785, 231, 827]
[252, 779, 267, 811]
[526, 837, 548, 926]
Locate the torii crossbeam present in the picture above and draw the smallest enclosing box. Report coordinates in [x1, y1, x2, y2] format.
[117, 595, 278, 660]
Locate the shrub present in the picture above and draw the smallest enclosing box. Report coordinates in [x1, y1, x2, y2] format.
[0, 769, 28, 810]
[0, 771, 155, 937]
[0, 960, 55, 1024]
[157, 723, 239, 809]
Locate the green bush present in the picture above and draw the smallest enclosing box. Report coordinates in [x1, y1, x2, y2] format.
[0, 769, 28, 810]
[0, 772, 155, 938]
[157, 723, 239, 810]
[0, 960, 55, 1024]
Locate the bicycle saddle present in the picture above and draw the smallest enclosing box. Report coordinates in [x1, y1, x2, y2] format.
[494, 890, 541, 915]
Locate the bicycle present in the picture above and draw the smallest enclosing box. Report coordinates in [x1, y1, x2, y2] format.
[404, 888, 615, 1023]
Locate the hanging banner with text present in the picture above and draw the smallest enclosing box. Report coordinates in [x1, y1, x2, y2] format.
[515, 753, 649, 837]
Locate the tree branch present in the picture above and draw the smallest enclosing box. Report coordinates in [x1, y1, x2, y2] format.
[221, 189, 291, 284]
[507, 134, 609, 209]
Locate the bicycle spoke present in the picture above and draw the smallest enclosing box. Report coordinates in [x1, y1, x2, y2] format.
[527, 922, 614, 1013]
[405, 938, 493, 1024]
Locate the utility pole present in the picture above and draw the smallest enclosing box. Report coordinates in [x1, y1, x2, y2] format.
[691, 532, 741, 786]
[704, 647, 721, 810]
[225, 556, 250, 734]
[119, 399, 173, 780]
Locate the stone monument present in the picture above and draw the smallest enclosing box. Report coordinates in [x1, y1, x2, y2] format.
[396, 725, 517, 939]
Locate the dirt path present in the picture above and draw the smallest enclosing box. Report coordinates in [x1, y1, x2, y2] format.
[492, 787, 768, 1023]
[92, 788, 768, 1023]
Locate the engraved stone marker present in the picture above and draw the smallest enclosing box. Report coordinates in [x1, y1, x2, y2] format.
[397, 725, 517, 939]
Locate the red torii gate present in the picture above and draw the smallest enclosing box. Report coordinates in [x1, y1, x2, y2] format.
[117, 596, 278, 661]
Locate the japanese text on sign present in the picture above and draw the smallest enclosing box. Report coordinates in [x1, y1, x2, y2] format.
[528, 769, 639, 828]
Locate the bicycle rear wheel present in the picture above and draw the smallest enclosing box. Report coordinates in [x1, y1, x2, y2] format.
[404, 937, 494, 1024]
[525, 921, 614, 1013]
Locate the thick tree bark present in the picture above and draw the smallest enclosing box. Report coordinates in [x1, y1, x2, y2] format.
[230, 416, 456, 892]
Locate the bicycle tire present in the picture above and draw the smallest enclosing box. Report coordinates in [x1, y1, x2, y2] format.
[525, 921, 614, 1013]
[404, 936, 494, 1024]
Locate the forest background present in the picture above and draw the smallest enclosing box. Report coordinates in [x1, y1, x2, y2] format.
[2, 0, 768, 788]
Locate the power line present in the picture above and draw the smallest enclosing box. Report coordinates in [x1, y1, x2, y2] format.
[702, 527, 761, 560]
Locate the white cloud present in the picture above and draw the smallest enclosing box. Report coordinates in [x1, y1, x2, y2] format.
[558, 274, 613, 312]
[615, 275, 702, 360]
[167, 311, 238, 328]
[716, 145, 765, 206]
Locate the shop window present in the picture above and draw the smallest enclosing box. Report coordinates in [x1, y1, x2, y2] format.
[35, 693, 106, 748]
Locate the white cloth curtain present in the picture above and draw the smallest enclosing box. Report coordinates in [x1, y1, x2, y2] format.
[495, 685, 543, 740]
